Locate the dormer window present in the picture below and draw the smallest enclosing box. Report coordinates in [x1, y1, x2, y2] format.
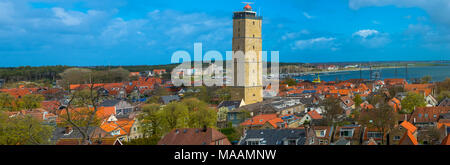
[340, 128, 354, 137]
[112, 130, 120, 136]
[315, 130, 326, 137]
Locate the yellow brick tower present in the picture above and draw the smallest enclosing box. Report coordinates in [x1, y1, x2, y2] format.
[231, 3, 263, 105]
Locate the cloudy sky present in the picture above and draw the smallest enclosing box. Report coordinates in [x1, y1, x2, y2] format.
[0, 0, 449, 66]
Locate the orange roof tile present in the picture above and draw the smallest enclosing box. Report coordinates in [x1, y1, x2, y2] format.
[399, 131, 418, 145]
[100, 119, 135, 136]
[400, 121, 417, 133]
[442, 135, 450, 145]
[361, 102, 374, 110]
[267, 118, 285, 128]
[307, 110, 323, 120]
[241, 114, 278, 127]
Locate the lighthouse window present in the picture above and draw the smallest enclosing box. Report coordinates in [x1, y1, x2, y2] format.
[253, 46, 255, 49]
[253, 21, 255, 25]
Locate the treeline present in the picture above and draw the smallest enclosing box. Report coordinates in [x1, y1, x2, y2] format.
[0, 64, 181, 84]
[0, 66, 70, 83]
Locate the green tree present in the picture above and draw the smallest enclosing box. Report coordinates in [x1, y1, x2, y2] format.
[138, 104, 163, 137]
[215, 87, 232, 103]
[161, 102, 189, 131]
[0, 93, 16, 111]
[182, 98, 217, 128]
[220, 126, 244, 143]
[124, 136, 161, 145]
[437, 91, 450, 102]
[0, 112, 54, 145]
[284, 78, 297, 86]
[401, 92, 426, 114]
[18, 94, 44, 111]
[353, 94, 363, 108]
[59, 68, 93, 88]
[421, 76, 432, 84]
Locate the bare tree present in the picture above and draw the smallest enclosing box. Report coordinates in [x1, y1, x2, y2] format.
[360, 103, 398, 145]
[60, 73, 105, 145]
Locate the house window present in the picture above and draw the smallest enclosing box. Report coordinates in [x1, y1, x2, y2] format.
[246, 140, 261, 145]
[319, 139, 328, 145]
[425, 114, 429, 118]
[418, 114, 422, 118]
[393, 136, 401, 141]
[315, 130, 326, 137]
[367, 132, 383, 139]
[340, 128, 354, 137]
[112, 130, 121, 136]
[287, 139, 297, 145]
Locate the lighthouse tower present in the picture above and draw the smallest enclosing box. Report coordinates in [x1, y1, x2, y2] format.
[231, 3, 263, 105]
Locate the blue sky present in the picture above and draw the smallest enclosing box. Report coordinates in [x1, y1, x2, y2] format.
[0, 0, 449, 66]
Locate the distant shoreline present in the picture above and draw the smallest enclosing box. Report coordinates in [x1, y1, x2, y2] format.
[282, 63, 449, 77]
[0, 60, 448, 68]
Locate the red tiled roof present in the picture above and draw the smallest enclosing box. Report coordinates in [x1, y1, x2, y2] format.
[267, 118, 286, 128]
[58, 106, 116, 122]
[56, 138, 121, 145]
[442, 135, 450, 145]
[41, 100, 60, 112]
[101, 118, 135, 136]
[409, 107, 450, 123]
[384, 79, 408, 85]
[307, 110, 323, 120]
[0, 88, 36, 98]
[361, 102, 374, 110]
[404, 84, 434, 96]
[241, 114, 278, 127]
[399, 131, 418, 145]
[340, 96, 355, 107]
[400, 121, 417, 133]
[158, 128, 231, 145]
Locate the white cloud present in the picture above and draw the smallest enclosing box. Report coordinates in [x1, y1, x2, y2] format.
[282, 30, 309, 40]
[353, 29, 390, 48]
[292, 37, 336, 50]
[349, 0, 450, 26]
[353, 29, 379, 38]
[52, 7, 83, 26]
[0, 2, 14, 22]
[303, 12, 314, 19]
